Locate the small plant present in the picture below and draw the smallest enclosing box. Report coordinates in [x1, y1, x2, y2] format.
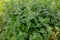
[0, 0, 60, 40]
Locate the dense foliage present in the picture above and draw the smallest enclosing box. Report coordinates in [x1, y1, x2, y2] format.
[0, 0, 60, 40]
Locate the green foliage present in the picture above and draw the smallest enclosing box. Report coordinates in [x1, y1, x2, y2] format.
[0, 0, 60, 40]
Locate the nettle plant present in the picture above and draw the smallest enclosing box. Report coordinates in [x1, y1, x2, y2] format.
[0, 0, 60, 40]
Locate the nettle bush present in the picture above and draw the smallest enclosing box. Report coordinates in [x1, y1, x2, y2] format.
[0, 0, 60, 40]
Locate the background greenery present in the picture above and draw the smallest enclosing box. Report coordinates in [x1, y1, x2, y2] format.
[0, 0, 60, 40]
